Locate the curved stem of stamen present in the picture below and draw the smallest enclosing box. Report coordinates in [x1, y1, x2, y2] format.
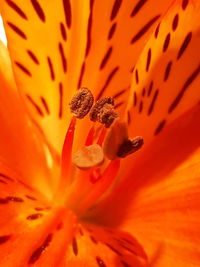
[54, 117, 76, 202]
[85, 126, 95, 146]
[77, 159, 120, 215]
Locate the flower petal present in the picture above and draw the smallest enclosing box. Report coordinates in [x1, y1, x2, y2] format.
[63, 224, 148, 267]
[0, 0, 173, 152]
[0, 41, 53, 194]
[88, 104, 200, 266]
[0, 161, 147, 266]
[126, 0, 200, 144]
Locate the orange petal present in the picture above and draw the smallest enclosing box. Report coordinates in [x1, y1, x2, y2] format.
[60, 223, 147, 267]
[88, 104, 200, 266]
[0, 41, 54, 195]
[0, 161, 147, 266]
[0, 0, 173, 153]
[126, 0, 200, 144]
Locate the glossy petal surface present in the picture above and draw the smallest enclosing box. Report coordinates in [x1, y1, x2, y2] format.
[0, 0, 173, 152]
[89, 104, 200, 266]
[0, 41, 52, 195]
[126, 0, 200, 144]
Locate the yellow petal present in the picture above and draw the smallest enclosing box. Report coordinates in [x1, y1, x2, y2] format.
[0, 0, 173, 153]
[126, 1, 200, 144]
[0, 41, 53, 195]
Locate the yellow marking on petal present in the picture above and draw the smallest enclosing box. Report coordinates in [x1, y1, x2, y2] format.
[126, 1, 200, 144]
[0, 0, 173, 153]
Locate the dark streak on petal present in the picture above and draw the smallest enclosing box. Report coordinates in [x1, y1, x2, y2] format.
[0, 235, 11, 244]
[147, 81, 153, 97]
[15, 61, 31, 76]
[0, 198, 9, 204]
[110, 0, 122, 21]
[113, 87, 128, 99]
[90, 235, 98, 244]
[26, 94, 44, 117]
[105, 243, 123, 256]
[72, 238, 78, 256]
[58, 42, 67, 73]
[133, 92, 137, 106]
[131, 15, 160, 44]
[63, 0, 71, 28]
[121, 260, 131, 267]
[164, 61, 172, 81]
[168, 64, 200, 113]
[130, 0, 147, 17]
[120, 243, 137, 255]
[148, 89, 159, 115]
[100, 47, 113, 70]
[0, 173, 14, 182]
[26, 195, 37, 201]
[154, 23, 160, 39]
[77, 62, 85, 89]
[108, 23, 117, 40]
[172, 14, 179, 31]
[96, 66, 119, 100]
[6, 0, 27, 20]
[182, 0, 189, 10]
[7, 22, 27, 39]
[135, 69, 139, 84]
[7, 196, 24, 202]
[154, 120, 166, 135]
[85, 0, 95, 57]
[115, 101, 124, 109]
[60, 22, 67, 41]
[27, 50, 39, 65]
[146, 48, 151, 72]
[28, 233, 53, 264]
[47, 57, 55, 81]
[41, 97, 50, 115]
[163, 33, 170, 52]
[139, 101, 143, 113]
[27, 213, 43, 220]
[79, 228, 84, 236]
[96, 256, 107, 267]
[177, 32, 192, 60]
[30, 0, 45, 22]
[59, 82, 63, 119]
[0, 179, 7, 184]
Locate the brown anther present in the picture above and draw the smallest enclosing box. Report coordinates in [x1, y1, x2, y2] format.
[117, 136, 144, 158]
[103, 118, 128, 160]
[89, 97, 118, 128]
[69, 87, 94, 119]
[72, 144, 104, 169]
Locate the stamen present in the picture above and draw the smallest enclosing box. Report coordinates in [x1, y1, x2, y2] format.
[85, 126, 95, 146]
[69, 87, 94, 119]
[89, 97, 118, 128]
[117, 136, 144, 158]
[73, 144, 104, 169]
[103, 118, 128, 160]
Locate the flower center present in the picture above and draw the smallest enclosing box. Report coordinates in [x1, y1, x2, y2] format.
[54, 88, 143, 217]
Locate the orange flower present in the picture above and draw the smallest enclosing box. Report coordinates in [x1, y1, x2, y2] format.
[0, 0, 200, 266]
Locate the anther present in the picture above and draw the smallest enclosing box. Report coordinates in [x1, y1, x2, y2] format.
[72, 144, 104, 169]
[117, 136, 144, 158]
[69, 87, 94, 119]
[103, 118, 128, 160]
[89, 97, 118, 128]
